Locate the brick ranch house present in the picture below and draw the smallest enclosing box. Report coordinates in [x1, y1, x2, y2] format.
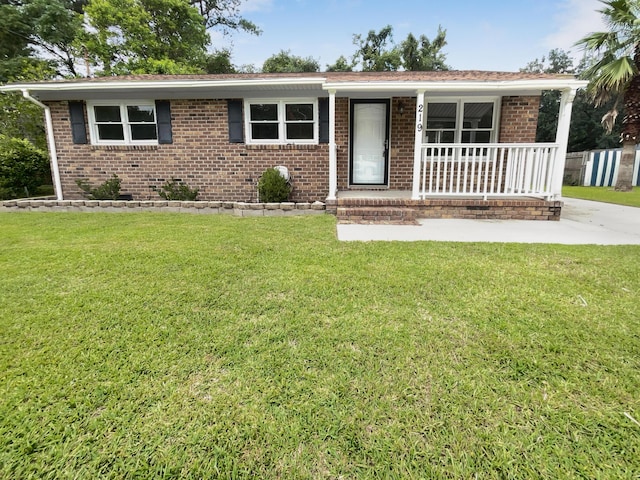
[1, 71, 587, 221]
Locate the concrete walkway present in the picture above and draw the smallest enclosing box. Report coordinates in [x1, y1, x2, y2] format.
[337, 198, 640, 244]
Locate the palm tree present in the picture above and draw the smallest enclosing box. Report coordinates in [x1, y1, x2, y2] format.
[576, 0, 640, 191]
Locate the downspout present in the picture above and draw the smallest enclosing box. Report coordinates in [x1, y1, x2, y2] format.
[21, 89, 63, 200]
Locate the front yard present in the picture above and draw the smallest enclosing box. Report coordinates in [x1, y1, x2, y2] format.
[563, 185, 640, 207]
[1, 212, 639, 478]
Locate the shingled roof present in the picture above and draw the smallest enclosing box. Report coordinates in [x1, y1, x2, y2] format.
[17, 70, 573, 85]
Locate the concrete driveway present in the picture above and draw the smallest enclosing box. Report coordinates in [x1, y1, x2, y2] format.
[337, 197, 640, 244]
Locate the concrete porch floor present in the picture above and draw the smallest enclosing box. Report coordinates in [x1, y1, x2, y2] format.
[336, 190, 550, 201]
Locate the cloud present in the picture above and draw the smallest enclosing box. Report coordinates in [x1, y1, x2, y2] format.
[239, 0, 273, 13]
[544, 0, 606, 54]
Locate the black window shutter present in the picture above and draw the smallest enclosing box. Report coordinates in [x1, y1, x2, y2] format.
[69, 101, 87, 145]
[318, 97, 329, 144]
[155, 100, 172, 144]
[227, 99, 244, 143]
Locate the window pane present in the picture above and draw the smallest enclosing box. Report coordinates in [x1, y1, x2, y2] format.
[127, 105, 155, 123]
[250, 104, 278, 121]
[130, 124, 157, 140]
[252, 123, 279, 139]
[97, 124, 124, 140]
[426, 103, 456, 129]
[286, 123, 314, 140]
[462, 131, 492, 143]
[94, 106, 121, 122]
[425, 130, 455, 143]
[463, 103, 493, 129]
[286, 104, 313, 121]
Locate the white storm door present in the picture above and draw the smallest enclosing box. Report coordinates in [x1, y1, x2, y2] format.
[351, 101, 389, 185]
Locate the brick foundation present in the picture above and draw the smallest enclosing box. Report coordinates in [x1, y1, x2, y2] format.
[337, 198, 562, 224]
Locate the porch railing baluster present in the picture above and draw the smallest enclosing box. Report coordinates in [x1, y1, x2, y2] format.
[418, 143, 559, 199]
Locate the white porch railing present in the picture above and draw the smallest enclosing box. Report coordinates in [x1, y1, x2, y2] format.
[418, 143, 559, 199]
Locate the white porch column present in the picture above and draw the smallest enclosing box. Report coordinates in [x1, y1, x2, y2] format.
[327, 89, 338, 201]
[411, 90, 426, 200]
[551, 87, 577, 199]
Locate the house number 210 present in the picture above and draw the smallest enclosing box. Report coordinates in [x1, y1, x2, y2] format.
[416, 104, 423, 132]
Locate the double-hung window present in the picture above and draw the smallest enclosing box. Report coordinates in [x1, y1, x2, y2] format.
[245, 99, 317, 144]
[424, 99, 498, 144]
[88, 101, 158, 145]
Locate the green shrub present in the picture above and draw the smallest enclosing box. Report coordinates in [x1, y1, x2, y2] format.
[0, 135, 50, 199]
[258, 167, 291, 203]
[76, 174, 122, 200]
[154, 178, 199, 201]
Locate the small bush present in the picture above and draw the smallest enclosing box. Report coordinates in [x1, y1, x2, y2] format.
[258, 168, 291, 203]
[76, 174, 122, 200]
[0, 135, 50, 199]
[154, 178, 199, 201]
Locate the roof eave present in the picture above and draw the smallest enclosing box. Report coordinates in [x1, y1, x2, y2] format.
[0, 77, 328, 94]
[322, 79, 589, 92]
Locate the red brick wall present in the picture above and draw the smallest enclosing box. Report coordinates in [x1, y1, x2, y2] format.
[499, 96, 540, 143]
[48, 94, 540, 201]
[49, 99, 330, 202]
[335, 98, 350, 191]
[389, 97, 416, 190]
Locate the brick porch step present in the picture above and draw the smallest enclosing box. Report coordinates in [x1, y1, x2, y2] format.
[336, 206, 418, 224]
[334, 197, 563, 222]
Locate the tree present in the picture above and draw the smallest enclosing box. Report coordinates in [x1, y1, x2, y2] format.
[326, 55, 353, 72]
[400, 27, 449, 71]
[203, 49, 235, 73]
[521, 48, 621, 152]
[576, 0, 640, 191]
[189, 0, 259, 34]
[82, 0, 210, 75]
[0, 0, 83, 78]
[521, 49, 576, 144]
[352, 25, 401, 72]
[346, 25, 449, 72]
[262, 50, 319, 73]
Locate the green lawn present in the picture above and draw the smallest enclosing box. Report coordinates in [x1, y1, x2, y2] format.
[1, 212, 639, 478]
[563, 185, 640, 207]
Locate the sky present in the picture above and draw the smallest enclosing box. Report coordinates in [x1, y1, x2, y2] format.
[213, 0, 607, 72]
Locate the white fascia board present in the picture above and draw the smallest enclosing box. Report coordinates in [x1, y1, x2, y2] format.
[0, 77, 327, 94]
[322, 79, 589, 93]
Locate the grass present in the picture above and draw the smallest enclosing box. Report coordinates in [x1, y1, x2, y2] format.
[563, 186, 640, 207]
[1, 212, 639, 478]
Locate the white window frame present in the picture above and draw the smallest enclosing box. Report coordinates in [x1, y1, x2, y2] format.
[87, 100, 158, 146]
[423, 97, 500, 144]
[244, 98, 318, 145]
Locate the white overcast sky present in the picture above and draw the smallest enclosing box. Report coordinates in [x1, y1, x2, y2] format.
[215, 0, 606, 71]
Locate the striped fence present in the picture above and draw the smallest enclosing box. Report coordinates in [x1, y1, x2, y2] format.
[582, 148, 640, 187]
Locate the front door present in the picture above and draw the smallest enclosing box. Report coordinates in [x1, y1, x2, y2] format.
[350, 100, 390, 185]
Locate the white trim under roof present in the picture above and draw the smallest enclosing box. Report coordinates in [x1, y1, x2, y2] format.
[322, 79, 588, 93]
[0, 77, 327, 93]
[0, 76, 588, 99]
